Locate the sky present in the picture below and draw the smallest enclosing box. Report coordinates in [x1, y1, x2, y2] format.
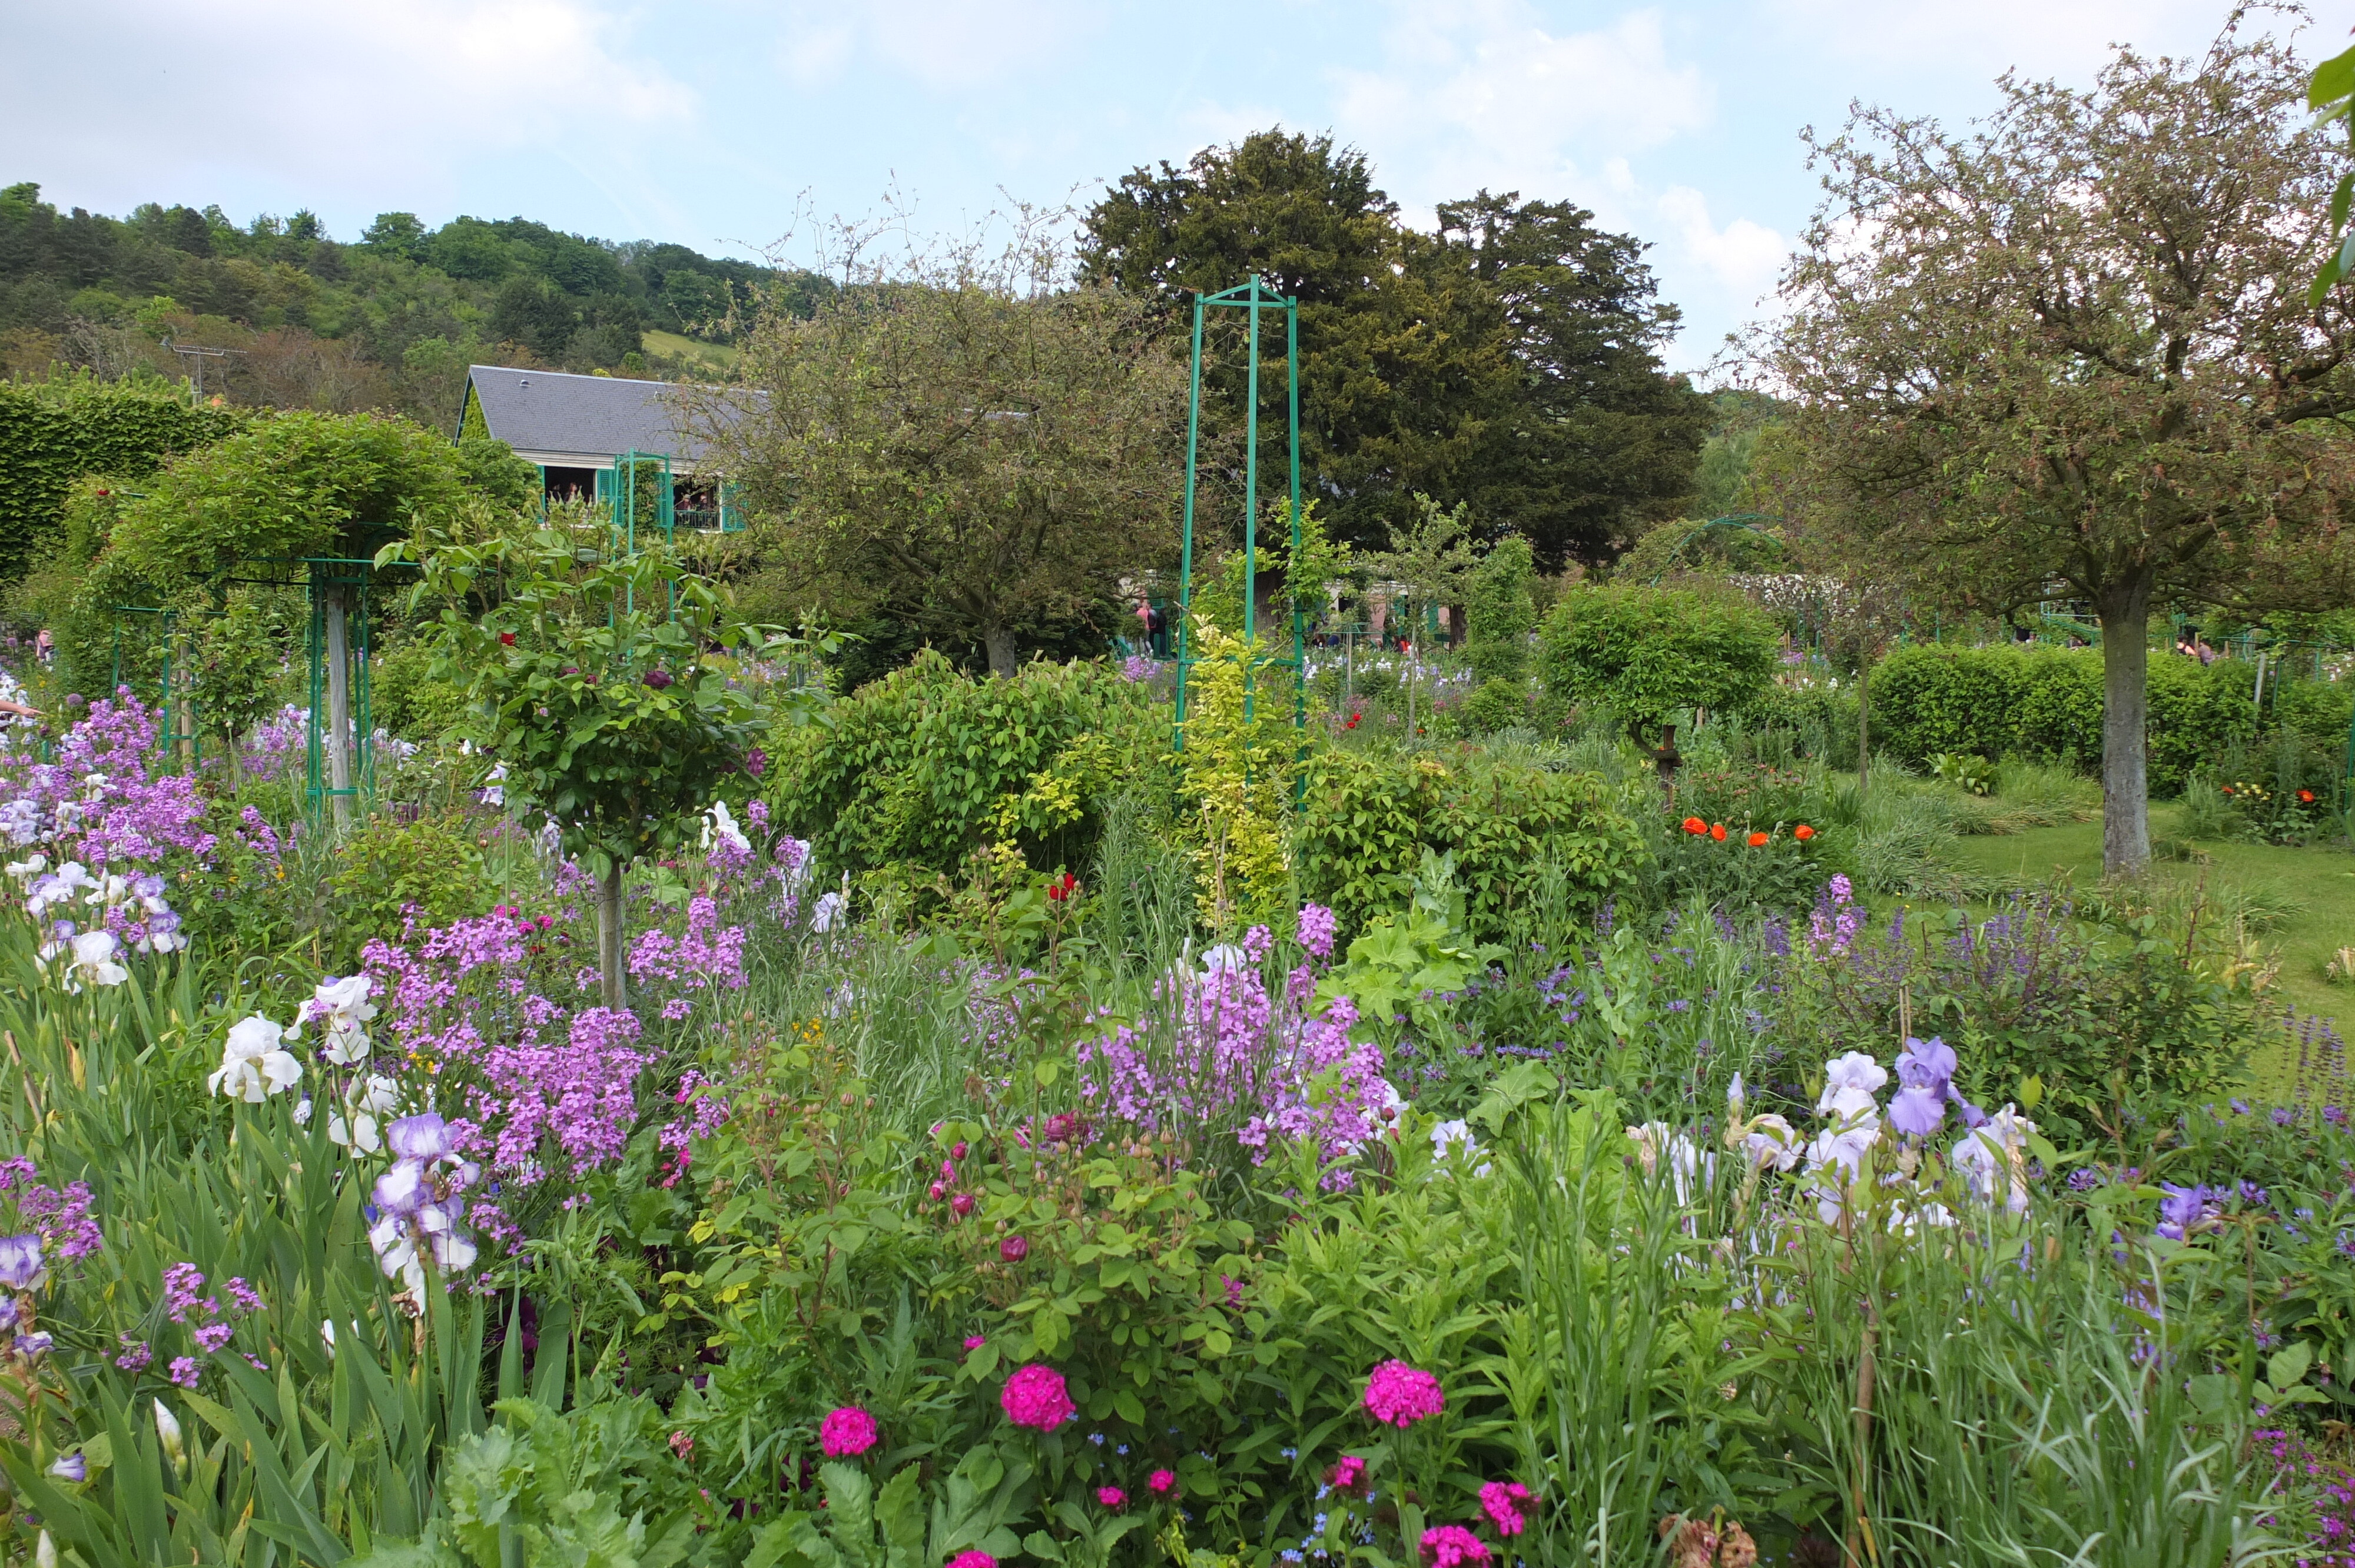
[0, 0, 2313, 374]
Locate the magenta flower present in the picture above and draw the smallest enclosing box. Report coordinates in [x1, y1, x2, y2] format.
[1331, 1455, 1366, 1491]
[963, 1335, 987, 1351]
[1421, 1526, 1490, 1567]
[1000, 1364, 1077, 1431]
[1479, 1480, 1532, 1536]
[1148, 1468, 1176, 1494]
[1364, 1359, 1445, 1427]
[1000, 1236, 1029, 1263]
[950, 1192, 976, 1218]
[946, 1554, 997, 1568]
[1097, 1486, 1127, 1510]
[951, 1141, 968, 1161]
[819, 1406, 880, 1457]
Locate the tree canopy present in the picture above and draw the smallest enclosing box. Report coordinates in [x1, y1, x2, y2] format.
[1765, 26, 2355, 874]
[705, 271, 1187, 678]
[1079, 131, 1704, 565]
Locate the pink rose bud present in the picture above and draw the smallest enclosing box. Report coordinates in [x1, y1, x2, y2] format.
[928, 1182, 946, 1201]
[950, 1192, 976, 1218]
[952, 1141, 968, 1161]
[1000, 1236, 1029, 1263]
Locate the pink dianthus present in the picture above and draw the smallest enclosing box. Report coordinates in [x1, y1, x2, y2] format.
[1364, 1359, 1444, 1427]
[946, 1554, 997, 1568]
[819, 1406, 880, 1457]
[1421, 1526, 1490, 1567]
[1000, 1364, 1077, 1431]
[1097, 1486, 1127, 1510]
[1330, 1455, 1366, 1491]
[1148, 1469, 1176, 1494]
[1479, 1480, 1531, 1537]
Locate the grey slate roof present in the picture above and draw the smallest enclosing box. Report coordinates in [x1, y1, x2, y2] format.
[462, 365, 759, 469]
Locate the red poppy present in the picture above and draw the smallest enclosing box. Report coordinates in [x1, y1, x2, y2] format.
[498, 631, 516, 646]
[1747, 831, 1769, 847]
[1710, 823, 1728, 842]
[2301, 789, 2317, 803]
[1681, 816, 1707, 835]
[1046, 872, 1079, 903]
[1794, 824, 1815, 841]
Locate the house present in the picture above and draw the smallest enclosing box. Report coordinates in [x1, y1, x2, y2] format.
[455, 364, 755, 531]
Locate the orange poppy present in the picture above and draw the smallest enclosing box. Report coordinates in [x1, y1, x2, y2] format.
[1747, 831, 1769, 847]
[1794, 824, 1815, 841]
[1710, 823, 1728, 842]
[1681, 816, 1707, 835]
[2300, 789, 2317, 803]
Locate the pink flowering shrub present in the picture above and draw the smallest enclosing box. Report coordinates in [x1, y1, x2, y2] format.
[1364, 1360, 1445, 1427]
[1000, 1364, 1077, 1431]
[819, 1405, 880, 1457]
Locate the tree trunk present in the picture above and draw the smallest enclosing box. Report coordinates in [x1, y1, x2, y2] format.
[2095, 580, 2153, 878]
[983, 624, 1017, 680]
[1856, 653, 1871, 799]
[596, 860, 628, 1011]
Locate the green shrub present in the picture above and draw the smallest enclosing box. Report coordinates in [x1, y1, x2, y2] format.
[765, 650, 1161, 886]
[1296, 749, 1647, 941]
[323, 810, 497, 965]
[372, 633, 471, 740]
[1535, 584, 1779, 732]
[1460, 676, 1530, 735]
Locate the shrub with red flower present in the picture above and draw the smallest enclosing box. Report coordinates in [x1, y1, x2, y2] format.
[820, 1405, 880, 1457]
[1421, 1525, 1490, 1567]
[1000, 1364, 1077, 1431]
[1364, 1359, 1445, 1427]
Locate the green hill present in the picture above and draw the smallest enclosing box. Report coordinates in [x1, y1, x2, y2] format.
[0, 183, 829, 425]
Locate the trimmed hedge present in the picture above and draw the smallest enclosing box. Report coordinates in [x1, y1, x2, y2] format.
[1869, 643, 2353, 795]
[0, 378, 246, 580]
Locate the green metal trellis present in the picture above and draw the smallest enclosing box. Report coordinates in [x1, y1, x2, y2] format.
[304, 558, 374, 821]
[108, 606, 203, 763]
[1172, 276, 1307, 780]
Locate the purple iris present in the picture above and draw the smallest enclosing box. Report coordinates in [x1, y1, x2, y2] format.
[0, 1234, 45, 1291]
[386, 1114, 454, 1164]
[1889, 1036, 1977, 1137]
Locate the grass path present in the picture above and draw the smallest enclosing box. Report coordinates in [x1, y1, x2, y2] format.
[1943, 806, 2355, 1092]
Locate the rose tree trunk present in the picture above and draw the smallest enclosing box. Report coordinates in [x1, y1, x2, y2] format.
[2095, 580, 2152, 878]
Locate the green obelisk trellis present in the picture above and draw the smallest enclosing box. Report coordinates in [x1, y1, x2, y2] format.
[1173, 275, 1308, 777]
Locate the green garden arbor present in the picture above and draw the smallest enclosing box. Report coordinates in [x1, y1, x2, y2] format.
[1172, 276, 1308, 753]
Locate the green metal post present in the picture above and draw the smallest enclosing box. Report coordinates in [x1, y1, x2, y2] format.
[1243, 276, 1261, 727]
[1175, 295, 1206, 750]
[1288, 295, 1305, 800]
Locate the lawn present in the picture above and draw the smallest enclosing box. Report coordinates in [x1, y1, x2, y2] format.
[641, 328, 738, 372]
[1945, 805, 2355, 1091]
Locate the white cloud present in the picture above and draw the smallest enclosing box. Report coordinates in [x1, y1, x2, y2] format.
[1, 0, 695, 217]
[1656, 185, 1786, 307]
[1764, 0, 2247, 80]
[1327, 1, 1712, 217]
[768, 0, 1102, 92]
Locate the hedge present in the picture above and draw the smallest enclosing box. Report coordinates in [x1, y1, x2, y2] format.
[0, 378, 246, 580]
[1868, 643, 2353, 795]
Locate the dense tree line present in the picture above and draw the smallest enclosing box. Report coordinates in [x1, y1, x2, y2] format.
[0, 182, 831, 423]
[1080, 131, 1709, 566]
